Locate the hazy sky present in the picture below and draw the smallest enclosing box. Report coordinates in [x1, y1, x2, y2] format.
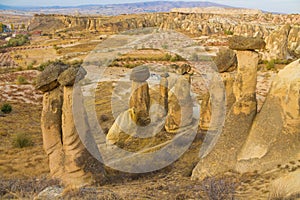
[1, 0, 300, 14]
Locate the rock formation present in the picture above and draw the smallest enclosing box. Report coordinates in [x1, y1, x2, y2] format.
[236, 59, 300, 173]
[106, 66, 151, 145]
[212, 47, 237, 73]
[37, 63, 100, 188]
[165, 73, 193, 133]
[129, 66, 151, 126]
[192, 36, 261, 180]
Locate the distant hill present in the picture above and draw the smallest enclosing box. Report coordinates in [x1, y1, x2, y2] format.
[0, 1, 234, 15]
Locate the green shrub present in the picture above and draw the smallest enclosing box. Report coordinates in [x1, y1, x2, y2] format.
[12, 133, 33, 148]
[16, 75, 28, 84]
[1, 103, 12, 114]
[7, 34, 30, 47]
[224, 30, 234, 35]
[266, 59, 275, 70]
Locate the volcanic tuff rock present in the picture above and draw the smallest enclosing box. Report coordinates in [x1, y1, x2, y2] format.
[192, 46, 259, 180]
[35, 63, 68, 92]
[165, 74, 193, 133]
[237, 59, 300, 173]
[228, 36, 266, 50]
[212, 47, 237, 72]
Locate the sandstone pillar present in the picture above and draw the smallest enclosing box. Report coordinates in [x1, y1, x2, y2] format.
[129, 66, 151, 126]
[41, 87, 64, 179]
[165, 74, 193, 133]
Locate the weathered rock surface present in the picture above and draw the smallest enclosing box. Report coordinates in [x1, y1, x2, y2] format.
[213, 47, 237, 73]
[264, 24, 291, 60]
[269, 170, 300, 199]
[41, 87, 64, 179]
[61, 86, 92, 187]
[192, 49, 258, 180]
[236, 59, 300, 173]
[229, 36, 266, 50]
[128, 66, 151, 127]
[165, 74, 193, 133]
[106, 108, 137, 145]
[35, 63, 68, 92]
[58, 66, 87, 87]
[130, 65, 150, 82]
[176, 64, 191, 75]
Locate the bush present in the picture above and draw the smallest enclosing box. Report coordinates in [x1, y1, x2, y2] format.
[1, 103, 12, 114]
[266, 59, 275, 70]
[16, 75, 28, 84]
[224, 30, 234, 35]
[12, 133, 33, 148]
[7, 34, 30, 47]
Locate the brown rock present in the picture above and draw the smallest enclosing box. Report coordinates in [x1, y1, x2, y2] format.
[58, 66, 87, 87]
[213, 47, 237, 73]
[229, 36, 266, 50]
[176, 64, 191, 75]
[36, 62, 68, 92]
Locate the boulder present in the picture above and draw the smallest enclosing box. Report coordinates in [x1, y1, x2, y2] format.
[229, 36, 266, 50]
[41, 87, 64, 179]
[165, 74, 193, 133]
[36, 63, 68, 92]
[236, 59, 300, 173]
[58, 66, 87, 87]
[287, 26, 300, 58]
[130, 65, 150, 82]
[213, 47, 237, 73]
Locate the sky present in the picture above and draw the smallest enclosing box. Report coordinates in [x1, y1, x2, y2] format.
[1, 0, 300, 14]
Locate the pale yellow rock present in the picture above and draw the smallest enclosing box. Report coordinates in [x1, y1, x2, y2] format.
[165, 74, 193, 133]
[41, 87, 64, 179]
[62, 86, 92, 187]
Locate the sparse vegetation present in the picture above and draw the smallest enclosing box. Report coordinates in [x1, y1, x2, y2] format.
[224, 30, 234, 35]
[16, 75, 28, 84]
[1, 103, 12, 114]
[12, 133, 34, 148]
[266, 59, 275, 70]
[201, 177, 236, 200]
[7, 34, 30, 47]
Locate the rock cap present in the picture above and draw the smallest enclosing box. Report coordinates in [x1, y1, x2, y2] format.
[130, 65, 150, 82]
[229, 36, 266, 50]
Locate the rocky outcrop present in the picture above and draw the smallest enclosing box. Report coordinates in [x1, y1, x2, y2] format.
[264, 24, 291, 60]
[192, 38, 260, 180]
[165, 74, 193, 133]
[37, 64, 101, 188]
[236, 59, 300, 173]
